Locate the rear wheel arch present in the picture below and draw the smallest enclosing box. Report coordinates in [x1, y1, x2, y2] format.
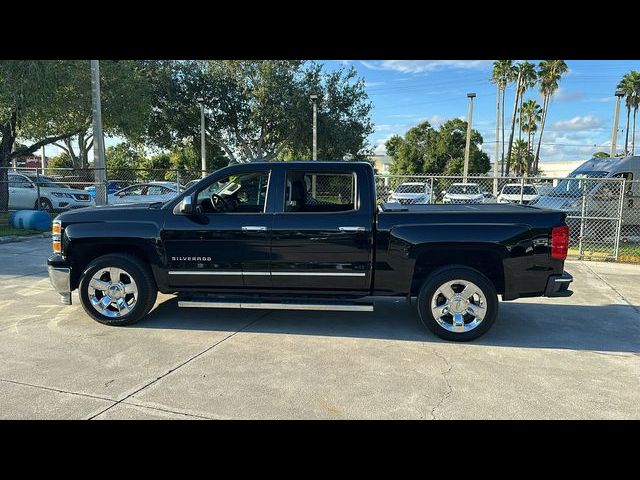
[409, 243, 506, 296]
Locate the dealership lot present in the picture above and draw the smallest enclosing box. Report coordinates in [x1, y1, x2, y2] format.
[0, 236, 638, 419]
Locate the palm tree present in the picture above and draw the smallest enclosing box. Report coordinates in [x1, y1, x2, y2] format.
[510, 139, 529, 176]
[491, 61, 516, 176]
[617, 71, 640, 155]
[520, 100, 542, 175]
[505, 61, 537, 176]
[533, 60, 568, 174]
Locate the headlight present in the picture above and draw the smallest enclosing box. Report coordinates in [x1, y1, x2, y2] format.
[52, 192, 73, 198]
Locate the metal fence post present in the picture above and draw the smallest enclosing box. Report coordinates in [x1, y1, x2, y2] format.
[519, 176, 525, 204]
[35, 168, 41, 211]
[176, 168, 181, 192]
[578, 187, 587, 259]
[613, 178, 626, 261]
[429, 177, 435, 204]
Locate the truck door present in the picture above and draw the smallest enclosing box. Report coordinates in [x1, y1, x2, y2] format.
[162, 169, 273, 289]
[269, 166, 373, 293]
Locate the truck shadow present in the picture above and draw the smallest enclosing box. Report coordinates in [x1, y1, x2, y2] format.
[138, 296, 640, 353]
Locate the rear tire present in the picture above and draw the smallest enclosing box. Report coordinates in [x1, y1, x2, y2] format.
[79, 253, 157, 326]
[417, 266, 498, 341]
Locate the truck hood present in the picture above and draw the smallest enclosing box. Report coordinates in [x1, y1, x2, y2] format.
[55, 202, 164, 224]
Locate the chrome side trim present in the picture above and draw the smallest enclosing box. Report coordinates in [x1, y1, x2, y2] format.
[271, 272, 366, 277]
[168, 270, 365, 277]
[178, 301, 374, 312]
[168, 271, 244, 276]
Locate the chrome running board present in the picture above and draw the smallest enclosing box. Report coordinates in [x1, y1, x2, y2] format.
[178, 299, 374, 312]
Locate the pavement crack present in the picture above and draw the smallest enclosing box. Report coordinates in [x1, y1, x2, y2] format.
[581, 262, 640, 315]
[87, 311, 272, 420]
[429, 349, 454, 420]
[0, 378, 117, 403]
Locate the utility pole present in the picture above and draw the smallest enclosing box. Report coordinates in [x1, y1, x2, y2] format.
[41, 145, 46, 175]
[310, 94, 318, 160]
[463, 93, 476, 182]
[197, 97, 206, 177]
[611, 89, 625, 157]
[91, 60, 107, 206]
[494, 84, 500, 195]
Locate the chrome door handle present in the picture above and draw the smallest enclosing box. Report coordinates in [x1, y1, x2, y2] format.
[241, 226, 268, 231]
[339, 226, 366, 232]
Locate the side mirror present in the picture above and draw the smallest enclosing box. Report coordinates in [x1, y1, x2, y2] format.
[179, 195, 195, 215]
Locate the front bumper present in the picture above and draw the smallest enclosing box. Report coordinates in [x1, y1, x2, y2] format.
[544, 272, 573, 297]
[48, 255, 72, 305]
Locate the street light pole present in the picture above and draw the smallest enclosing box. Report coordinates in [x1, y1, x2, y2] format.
[90, 60, 107, 206]
[310, 94, 318, 161]
[611, 89, 625, 157]
[463, 92, 476, 182]
[197, 97, 206, 178]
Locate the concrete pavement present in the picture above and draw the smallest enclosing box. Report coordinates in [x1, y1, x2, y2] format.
[0, 237, 638, 419]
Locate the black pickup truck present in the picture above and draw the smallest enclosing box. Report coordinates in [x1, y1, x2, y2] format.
[48, 161, 573, 341]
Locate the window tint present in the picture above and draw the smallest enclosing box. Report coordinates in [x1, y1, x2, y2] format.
[121, 185, 146, 196]
[196, 171, 269, 214]
[8, 175, 33, 188]
[284, 171, 355, 213]
[147, 185, 171, 196]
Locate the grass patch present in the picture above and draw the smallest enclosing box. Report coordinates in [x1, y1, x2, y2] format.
[569, 244, 640, 264]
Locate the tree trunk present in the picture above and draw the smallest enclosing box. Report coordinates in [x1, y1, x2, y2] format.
[624, 106, 631, 155]
[505, 74, 522, 176]
[534, 94, 549, 175]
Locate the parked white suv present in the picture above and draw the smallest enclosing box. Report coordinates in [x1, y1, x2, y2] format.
[388, 182, 432, 204]
[8, 172, 95, 212]
[497, 183, 539, 205]
[442, 183, 484, 204]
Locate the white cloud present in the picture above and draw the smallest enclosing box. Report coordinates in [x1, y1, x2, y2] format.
[553, 115, 601, 131]
[364, 80, 385, 87]
[360, 60, 493, 74]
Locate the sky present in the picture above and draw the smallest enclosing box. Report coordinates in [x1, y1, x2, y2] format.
[322, 60, 640, 163]
[51, 60, 640, 165]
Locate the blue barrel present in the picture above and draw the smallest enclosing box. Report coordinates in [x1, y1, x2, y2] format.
[9, 210, 52, 231]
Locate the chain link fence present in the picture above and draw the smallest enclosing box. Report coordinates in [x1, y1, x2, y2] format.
[1, 166, 639, 263]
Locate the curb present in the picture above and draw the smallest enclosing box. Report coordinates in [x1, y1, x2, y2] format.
[0, 232, 51, 245]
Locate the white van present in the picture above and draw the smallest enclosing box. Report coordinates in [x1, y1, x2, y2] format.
[531, 155, 640, 225]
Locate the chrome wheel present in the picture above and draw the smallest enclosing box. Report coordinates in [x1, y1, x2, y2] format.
[430, 279, 486, 333]
[88, 267, 138, 318]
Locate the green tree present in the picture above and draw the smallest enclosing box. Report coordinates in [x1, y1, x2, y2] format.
[618, 70, 640, 155]
[105, 142, 147, 181]
[491, 60, 517, 175]
[386, 119, 489, 176]
[141, 60, 373, 163]
[509, 140, 530, 176]
[47, 151, 73, 173]
[505, 61, 537, 176]
[534, 60, 568, 173]
[520, 99, 542, 175]
[51, 61, 152, 171]
[617, 70, 640, 155]
[593, 151, 611, 158]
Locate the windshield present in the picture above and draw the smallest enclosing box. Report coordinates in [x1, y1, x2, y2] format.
[396, 183, 428, 194]
[448, 184, 480, 195]
[551, 171, 608, 197]
[502, 185, 537, 195]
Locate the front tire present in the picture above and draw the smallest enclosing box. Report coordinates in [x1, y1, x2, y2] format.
[417, 266, 498, 341]
[79, 253, 157, 326]
[36, 197, 53, 212]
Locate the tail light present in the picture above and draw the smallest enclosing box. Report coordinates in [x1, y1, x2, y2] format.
[551, 225, 569, 260]
[52, 220, 62, 254]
